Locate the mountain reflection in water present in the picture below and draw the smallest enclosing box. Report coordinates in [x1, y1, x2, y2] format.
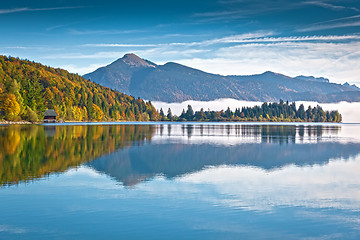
[1, 124, 359, 187]
[89, 124, 360, 186]
[1, 123, 360, 240]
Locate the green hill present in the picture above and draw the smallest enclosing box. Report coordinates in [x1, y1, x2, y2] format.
[0, 56, 160, 122]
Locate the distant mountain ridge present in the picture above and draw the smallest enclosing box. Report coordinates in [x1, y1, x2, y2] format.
[83, 53, 360, 103]
[294, 75, 330, 83]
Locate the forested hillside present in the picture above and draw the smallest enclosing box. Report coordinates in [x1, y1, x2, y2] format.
[0, 56, 160, 122]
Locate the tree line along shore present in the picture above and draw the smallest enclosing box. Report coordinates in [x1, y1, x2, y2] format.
[0, 56, 341, 123]
[159, 100, 342, 123]
[0, 100, 336, 123]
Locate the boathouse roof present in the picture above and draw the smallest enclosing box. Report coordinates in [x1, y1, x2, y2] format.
[44, 109, 58, 117]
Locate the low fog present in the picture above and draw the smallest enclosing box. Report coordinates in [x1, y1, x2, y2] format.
[152, 98, 360, 123]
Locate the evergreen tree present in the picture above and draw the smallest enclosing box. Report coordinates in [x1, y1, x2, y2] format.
[185, 105, 194, 120]
[297, 104, 305, 119]
[159, 108, 165, 121]
[179, 109, 186, 120]
[168, 100, 341, 123]
[224, 107, 232, 118]
[0, 55, 155, 122]
[167, 108, 173, 121]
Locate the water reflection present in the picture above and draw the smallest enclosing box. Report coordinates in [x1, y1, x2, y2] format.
[0, 124, 154, 185]
[93, 124, 360, 187]
[156, 124, 341, 144]
[177, 157, 360, 212]
[1, 124, 359, 187]
[1, 123, 360, 239]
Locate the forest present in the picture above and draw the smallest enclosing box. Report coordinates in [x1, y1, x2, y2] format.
[0, 56, 160, 122]
[0, 56, 341, 123]
[159, 100, 342, 122]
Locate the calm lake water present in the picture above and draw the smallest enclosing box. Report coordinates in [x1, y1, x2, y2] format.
[1, 123, 360, 239]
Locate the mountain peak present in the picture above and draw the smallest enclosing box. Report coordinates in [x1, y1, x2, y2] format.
[123, 53, 141, 60]
[263, 71, 276, 75]
[120, 53, 156, 68]
[262, 71, 284, 76]
[343, 82, 360, 91]
[84, 54, 360, 102]
[259, 71, 291, 79]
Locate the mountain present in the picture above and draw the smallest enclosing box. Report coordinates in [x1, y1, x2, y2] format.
[84, 54, 360, 103]
[343, 82, 360, 91]
[294, 75, 330, 83]
[0, 56, 160, 122]
[83, 54, 157, 95]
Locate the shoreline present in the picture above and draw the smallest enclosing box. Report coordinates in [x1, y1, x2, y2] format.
[0, 120, 347, 126]
[0, 121, 35, 125]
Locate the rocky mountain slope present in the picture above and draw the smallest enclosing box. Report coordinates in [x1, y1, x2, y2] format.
[83, 54, 360, 103]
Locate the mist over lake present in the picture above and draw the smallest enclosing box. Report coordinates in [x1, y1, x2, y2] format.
[2, 0, 360, 239]
[153, 99, 360, 123]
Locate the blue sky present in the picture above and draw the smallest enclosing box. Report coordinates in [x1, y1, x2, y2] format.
[1, 0, 360, 85]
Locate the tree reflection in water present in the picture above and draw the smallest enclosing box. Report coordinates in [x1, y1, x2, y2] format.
[0, 124, 154, 185]
[1, 124, 356, 187]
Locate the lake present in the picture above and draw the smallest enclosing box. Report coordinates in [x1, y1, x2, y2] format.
[1, 123, 360, 239]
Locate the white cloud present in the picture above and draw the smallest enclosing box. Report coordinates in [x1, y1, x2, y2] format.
[177, 154, 360, 212]
[83, 33, 360, 49]
[303, 1, 360, 12]
[238, 35, 360, 42]
[193, 1, 303, 21]
[172, 40, 360, 84]
[152, 99, 360, 123]
[199, 32, 275, 45]
[50, 32, 360, 83]
[80, 32, 274, 49]
[0, 6, 83, 15]
[69, 29, 144, 35]
[313, 14, 360, 25]
[82, 43, 158, 48]
[298, 14, 360, 32]
[298, 21, 360, 32]
[4, 46, 28, 49]
[43, 51, 125, 59]
[58, 63, 106, 75]
[0, 225, 27, 234]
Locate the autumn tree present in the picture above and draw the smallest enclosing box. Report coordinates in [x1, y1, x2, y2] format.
[0, 93, 20, 121]
[0, 55, 157, 122]
[92, 104, 104, 121]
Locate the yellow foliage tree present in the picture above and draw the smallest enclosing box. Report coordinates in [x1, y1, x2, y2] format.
[4, 128, 21, 155]
[1, 94, 20, 121]
[72, 106, 83, 121]
[92, 104, 103, 121]
[44, 88, 54, 101]
[115, 110, 121, 121]
[82, 106, 88, 121]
